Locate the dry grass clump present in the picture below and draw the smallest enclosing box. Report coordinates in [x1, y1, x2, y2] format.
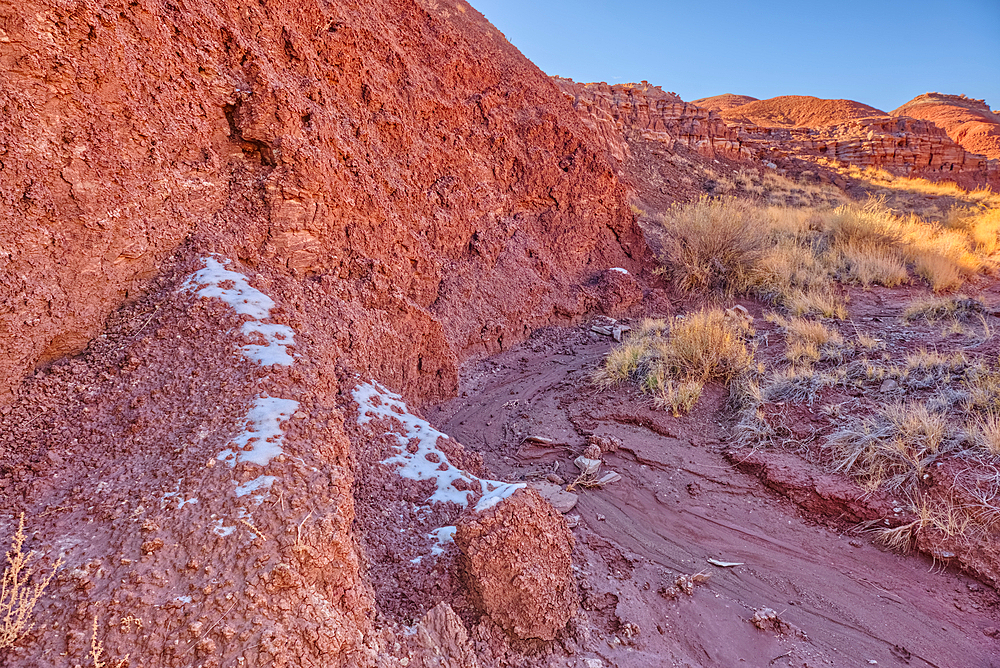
[826, 402, 954, 492]
[762, 366, 835, 405]
[653, 197, 771, 294]
[653, 194, 998, 320]
[903, 295, 985, 322]
[595, 309, 755, 415]
[965, 361, 1000, 411]
[1, 514, 62, 649]
[897, 349, 968, 390]
[967, 410, 1000, 457]
[716, 168, 848, 208]
[766, 314, 844, 364]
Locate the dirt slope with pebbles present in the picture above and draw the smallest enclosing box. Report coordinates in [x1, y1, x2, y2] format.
[428, 318, 1000, 667]
[0, 0, 651, 665]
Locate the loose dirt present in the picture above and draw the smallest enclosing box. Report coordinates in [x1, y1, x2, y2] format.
[428, 322, 1000, 667]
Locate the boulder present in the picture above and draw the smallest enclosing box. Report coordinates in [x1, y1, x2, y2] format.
[455, 488, 578, 640]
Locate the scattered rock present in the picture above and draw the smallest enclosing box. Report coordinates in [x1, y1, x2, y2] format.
[527, 481, 579, 513]
[750, 607, 807, 638]
[574, 454, 602, 477]
[455, 488, 578, 640]
[879, 379, 898, 393]
[586, 434, 621, 453]
[411, 602, 480, 668]
[660, 571, 710, 600]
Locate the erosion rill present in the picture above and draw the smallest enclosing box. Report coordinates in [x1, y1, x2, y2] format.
[0, 0, 649, 665]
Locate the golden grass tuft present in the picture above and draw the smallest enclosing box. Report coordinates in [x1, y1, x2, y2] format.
[968, 410, 1000, 457]
[595, 309, 755, 414]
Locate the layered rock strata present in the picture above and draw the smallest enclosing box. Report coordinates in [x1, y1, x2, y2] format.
[552, 77, 748, 163]
[892, 93, 1000, 161]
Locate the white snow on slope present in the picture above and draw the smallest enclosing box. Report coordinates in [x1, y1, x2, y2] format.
[352, 381, 523, 512]
[184, 256, 296, 366]
[217, 397, 299, 467]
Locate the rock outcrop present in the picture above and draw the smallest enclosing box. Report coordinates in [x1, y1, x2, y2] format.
[455, 488, 578, 641]
[0, 0, 651, 408]
[0, 0, 654, 665]
[715, 95, 1000, 186]
[553, 77, 747, 163]
[892, 93, 1000, 161]
[730, 115, 993, 180]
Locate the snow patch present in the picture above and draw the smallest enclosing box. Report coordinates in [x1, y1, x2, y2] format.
[609, 267, 629, 274]
[235, 475, 277, 497]
[211, 519, 236, 537]
[240, 321, 295, 366]
[217, 397, 299, 467]
[429, 526, 457, 556]
[352, 381, 524, 511]
[161, 480, 198, 510]
[184, 256, 296, 366]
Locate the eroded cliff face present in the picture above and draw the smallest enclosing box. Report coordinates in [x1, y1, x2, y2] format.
[552, 77, 747, 164]
[730, 115, 998, 185]
[0, 0, 652, 665]
[892, 93, 1000, 161]
[555, 79, 999, 189]
[0, 0, 649, 408]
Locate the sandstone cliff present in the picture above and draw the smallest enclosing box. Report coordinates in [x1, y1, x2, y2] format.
[552, 77, 747, 163]
[892, 93, 1000, 161]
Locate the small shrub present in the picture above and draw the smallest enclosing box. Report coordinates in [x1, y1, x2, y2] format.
[594, 309, 755, 414]
[1, 514, 62, 649]
[654, 197, 770, 294]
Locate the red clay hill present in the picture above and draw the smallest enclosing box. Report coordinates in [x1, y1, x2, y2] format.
[715, 95, 886, 127]
[690, 93, 759, 113]
[892, 92, 1000, 160]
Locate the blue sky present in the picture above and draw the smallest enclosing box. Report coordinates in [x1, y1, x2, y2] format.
[470, 0, 1000, 113]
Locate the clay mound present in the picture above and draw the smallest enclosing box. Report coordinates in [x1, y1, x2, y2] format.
[691, 93, 759, 112]
[719, 95, 887, 128]
[891, 93, 1000, 159]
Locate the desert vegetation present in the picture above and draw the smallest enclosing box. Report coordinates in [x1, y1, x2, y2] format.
[599, 170, 1000, 561]
[0, 515, 61, 649]
[593, 308, 756, 415]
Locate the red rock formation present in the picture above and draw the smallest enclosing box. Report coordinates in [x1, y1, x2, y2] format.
[691, 93, 759, 113]
[731, 115, 994, 182]
[718, 95, 886, 128]
[892, 93, 1000, 160]
[552, 77, 747, 163]
[0, 0, 651, 408]
[713, 96, 1000, 187]
[0, 0, 654, 665]
[455, 488, 578, 640]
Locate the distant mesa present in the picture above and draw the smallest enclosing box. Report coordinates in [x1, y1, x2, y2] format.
[715, 95, 887, 128]
[891, 93, 1000, 160]
[691, 93, 759, 113]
